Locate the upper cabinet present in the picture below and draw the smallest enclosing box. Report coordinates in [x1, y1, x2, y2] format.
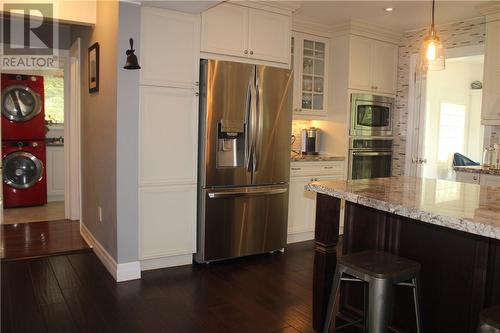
[481, 19, 500, 125]
[349, 36, 398, 95]
[140, 8, 200, 88]
[201, 3, 291, 66]
[292, 33, 329, 117]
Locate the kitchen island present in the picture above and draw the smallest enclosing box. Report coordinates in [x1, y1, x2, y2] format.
[306, 177, 500, 332]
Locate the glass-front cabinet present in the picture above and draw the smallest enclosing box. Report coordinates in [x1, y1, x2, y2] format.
[291, 32, 329, 117]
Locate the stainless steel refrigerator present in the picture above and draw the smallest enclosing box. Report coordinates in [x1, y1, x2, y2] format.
[195, 59, 293, 263]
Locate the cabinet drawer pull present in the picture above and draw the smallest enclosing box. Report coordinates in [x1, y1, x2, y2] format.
[323, 166, 334, 169]
[244, 50, 248, 54]
[249, 50, 254, 55]
[291, 167, 301, 171]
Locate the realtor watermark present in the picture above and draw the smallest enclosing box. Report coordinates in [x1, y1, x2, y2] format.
[1, 3, 59, 70]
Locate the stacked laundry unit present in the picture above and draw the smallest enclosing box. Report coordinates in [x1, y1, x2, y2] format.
[1, 74, 47, 208]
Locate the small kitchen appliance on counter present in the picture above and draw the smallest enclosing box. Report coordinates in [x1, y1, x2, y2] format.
[300, 127, 320, 155]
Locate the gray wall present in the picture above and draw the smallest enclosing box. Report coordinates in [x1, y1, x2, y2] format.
[71, 1, 141, 264]
[116, 2, 140, 264]
[72, 1, 119, 260]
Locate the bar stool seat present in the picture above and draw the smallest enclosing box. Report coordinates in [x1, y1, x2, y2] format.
[323, 250, 423, 333]
[479, 306, 500, 333]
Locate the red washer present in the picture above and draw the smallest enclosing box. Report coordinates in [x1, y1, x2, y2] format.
[1, 74, 45, 140]
[2, 140, 47, 208]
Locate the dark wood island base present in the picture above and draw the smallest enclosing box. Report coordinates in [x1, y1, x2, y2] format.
[313, 193, 500, 333]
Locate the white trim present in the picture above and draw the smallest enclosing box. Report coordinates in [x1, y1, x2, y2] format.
[140, 254, 192, 271]
[330, 19, 401, 44]
[65, 38, 82, 221]
[80, 223, 141, 282]
[287, 231, 314, 244]
[116, 262, 142, 281]
[199, 51, 289, 69]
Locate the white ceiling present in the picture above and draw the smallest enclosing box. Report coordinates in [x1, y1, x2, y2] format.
[293, 1, 494, 32]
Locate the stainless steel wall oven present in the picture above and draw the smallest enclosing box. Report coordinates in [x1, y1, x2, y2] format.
[349, 138, 393, 180]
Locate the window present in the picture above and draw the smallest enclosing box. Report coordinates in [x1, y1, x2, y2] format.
[437, 102, 466, 161]
[44, 75, 64, 124]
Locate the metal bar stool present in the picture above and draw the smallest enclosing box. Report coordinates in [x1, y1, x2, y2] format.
[323, 250, 423, 333]
[479, 306, 500, 333]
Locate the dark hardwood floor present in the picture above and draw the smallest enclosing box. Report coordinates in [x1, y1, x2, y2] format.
[1, 241, 359, 333]
[1, 220, 91, 261]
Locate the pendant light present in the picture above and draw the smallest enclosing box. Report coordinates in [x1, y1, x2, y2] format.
[420, 0, 445, 71]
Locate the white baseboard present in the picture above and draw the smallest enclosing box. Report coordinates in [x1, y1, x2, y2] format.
[141, 254, 192, 271]
[287, 231, 315, 244]
[48, 195, 64, 202]
[80, 223, 141, 282]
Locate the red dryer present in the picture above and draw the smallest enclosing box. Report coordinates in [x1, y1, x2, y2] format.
[1, 74, 45, 140]
[2, 140, 47, 208]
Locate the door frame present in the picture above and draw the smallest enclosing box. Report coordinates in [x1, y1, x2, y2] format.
[64, 38, 82, 221]
[404, 44, 485, 177]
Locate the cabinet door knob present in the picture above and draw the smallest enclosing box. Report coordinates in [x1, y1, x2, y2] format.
[249, 50, 254, 55]
[244, 50, 248, 54]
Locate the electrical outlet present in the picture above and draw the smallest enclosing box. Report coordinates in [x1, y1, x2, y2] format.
[98, 206, 102, 223]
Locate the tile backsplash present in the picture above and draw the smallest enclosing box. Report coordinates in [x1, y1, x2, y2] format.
[291, 120, 311, 151]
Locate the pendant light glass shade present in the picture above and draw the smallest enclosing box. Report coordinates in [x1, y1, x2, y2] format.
[420, 0, 445, 71]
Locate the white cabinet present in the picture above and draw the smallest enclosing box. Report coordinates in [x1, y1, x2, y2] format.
[200, 3, 248, 59]
[139, 86, 198, 186]
[349, 36, 398, 95]
[248, 9, 290, 64]
[46, 146, 65, 202]
[139, 8, 199, 268]
[455, 171, 480, 184]
[139, 185, 197, 259]
[480, 174, 500, 187]
[201, 3, 291, 65]
[140, 8, 200, 88]
[481, 20, 500, 124]
[292, 33, 329, 117]
[287, 161, 344, 243]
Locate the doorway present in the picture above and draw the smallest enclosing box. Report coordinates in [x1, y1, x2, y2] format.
[405, 45, 485, 179]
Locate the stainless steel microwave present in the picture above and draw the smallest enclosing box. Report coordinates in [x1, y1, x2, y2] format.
[350, 94, 394, 137]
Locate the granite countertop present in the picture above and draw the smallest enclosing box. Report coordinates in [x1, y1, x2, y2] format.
[291, 153, 345, 162]
[454, 165, 500, 175]
[305, 176, 500, 240]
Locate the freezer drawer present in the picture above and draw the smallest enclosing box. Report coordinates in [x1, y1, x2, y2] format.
[198, 184, 289, 262]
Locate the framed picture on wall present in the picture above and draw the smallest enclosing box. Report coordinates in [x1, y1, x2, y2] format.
[88, 42, 99, 93]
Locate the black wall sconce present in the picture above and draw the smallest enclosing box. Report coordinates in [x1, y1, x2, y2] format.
[124, 38, 141, 70]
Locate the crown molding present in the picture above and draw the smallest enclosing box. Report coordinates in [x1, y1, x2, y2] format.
[478, 3, 500, 22]
[229, 1, 299, 15]
[292, 17, 333, 38]
[330, 19, 401, 44]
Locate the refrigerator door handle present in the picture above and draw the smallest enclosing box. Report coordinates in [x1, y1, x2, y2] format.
[207, 186, 287, 199]
[247, 71, 258, 180]
[245, 77, 253, 174]
[253, 74, 261, 174]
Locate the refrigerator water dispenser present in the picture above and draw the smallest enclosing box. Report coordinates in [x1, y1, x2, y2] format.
[217, 120, 245, 168]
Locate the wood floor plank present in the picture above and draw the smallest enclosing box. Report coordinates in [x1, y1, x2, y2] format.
[2, 241, 324, 333]
[1, 220, 91, 261]
[6, 261, 47, 333]
[29, 258, 66, 305]
[1, 263, 13, 333]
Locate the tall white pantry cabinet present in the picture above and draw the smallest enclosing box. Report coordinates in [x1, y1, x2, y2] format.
[139, 7, 200, 270]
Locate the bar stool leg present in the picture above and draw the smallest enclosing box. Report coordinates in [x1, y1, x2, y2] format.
[412, 276, 423, 333]
[323, 268, 343, 333]
[367, 278, 394, 333]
